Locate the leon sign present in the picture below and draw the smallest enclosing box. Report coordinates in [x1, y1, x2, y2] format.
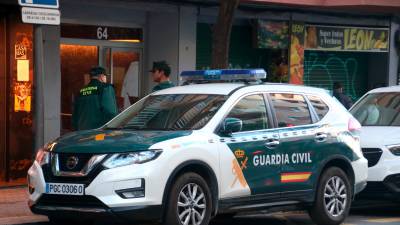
[305, 25, 389, 52]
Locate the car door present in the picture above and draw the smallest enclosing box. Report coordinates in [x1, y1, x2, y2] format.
[220, 94, 280, 196]
[268, 93, 320, 196]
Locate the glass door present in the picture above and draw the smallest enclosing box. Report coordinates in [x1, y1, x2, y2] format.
[106, 47, 142, 111]
[60, 44, 99, 134]
[60, 43, 142, 134]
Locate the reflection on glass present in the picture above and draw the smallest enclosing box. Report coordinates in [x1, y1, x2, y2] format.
[351, 92, 400, 126]
[60, 44, 98, 134]
[112, 50, 140, 111]
[7, 15, 35, 184]
[271, 93, 312, 127]
[105, 94, 227, 131]
[227, 95, 268, 132]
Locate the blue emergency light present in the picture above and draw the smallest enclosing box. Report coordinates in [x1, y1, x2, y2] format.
[180, 69, 267, 83]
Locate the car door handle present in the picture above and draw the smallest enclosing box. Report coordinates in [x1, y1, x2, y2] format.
[315, 133, 328, 142]
[265, 140, 280, 148]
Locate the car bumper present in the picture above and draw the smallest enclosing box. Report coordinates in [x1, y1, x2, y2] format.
[30, 200, 162, 223]
[351, 157, 368, 194]
[357, 174, 400, 200]
[27, 160, 168, 222]
[366, 147, 400, 182]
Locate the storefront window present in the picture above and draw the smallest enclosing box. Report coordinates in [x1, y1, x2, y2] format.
[6, 13, 34, 185]
[196, 23, 289, 83]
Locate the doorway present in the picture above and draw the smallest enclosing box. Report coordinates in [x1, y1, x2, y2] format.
[60, 39, 142, 134]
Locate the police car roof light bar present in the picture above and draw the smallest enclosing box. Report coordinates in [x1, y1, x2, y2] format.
[180, 69, 267, 83]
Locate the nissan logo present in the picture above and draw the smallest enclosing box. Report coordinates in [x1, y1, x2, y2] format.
[66, 156, 79, 170]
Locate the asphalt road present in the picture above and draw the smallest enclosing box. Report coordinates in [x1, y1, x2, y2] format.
[0, 187, 398, 225]
[2, 203, 399, 225]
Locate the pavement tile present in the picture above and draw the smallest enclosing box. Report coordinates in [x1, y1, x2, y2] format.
[0, 188, 36, 218]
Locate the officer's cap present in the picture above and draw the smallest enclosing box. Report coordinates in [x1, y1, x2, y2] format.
[150, 61, 171, 76]
[90, 66, 108, 77]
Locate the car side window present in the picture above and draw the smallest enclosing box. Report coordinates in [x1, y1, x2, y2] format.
[307, 95, 329, 120]
[270, 93, 312, 127]
[226, 94, 268, 132]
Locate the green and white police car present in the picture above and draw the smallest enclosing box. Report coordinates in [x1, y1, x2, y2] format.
[28, 69, 367, 225]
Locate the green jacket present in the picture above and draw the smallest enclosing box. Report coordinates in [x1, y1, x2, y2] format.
[152, 80, 175, 92]
[72, 79, 118, 131]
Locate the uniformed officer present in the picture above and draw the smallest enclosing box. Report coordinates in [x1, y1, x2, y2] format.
[150, 61, 175, 92]
[72, 66, 118, 131]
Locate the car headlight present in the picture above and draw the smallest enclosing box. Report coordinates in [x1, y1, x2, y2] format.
[387, 144, 400, 156]
[35, 148, 50, 166]
[102, 150, 162, 169]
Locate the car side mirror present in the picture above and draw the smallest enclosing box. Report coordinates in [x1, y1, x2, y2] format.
[220, 117, 242, 135]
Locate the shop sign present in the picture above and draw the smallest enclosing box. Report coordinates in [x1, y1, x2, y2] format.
[305, 25, 389, 52]
[18, 0, 59, 9]
[21, 7, 60, 25]
[257, 20, 289, 49]
[61, 24, 142, 42]
[15, 43, 27, 60]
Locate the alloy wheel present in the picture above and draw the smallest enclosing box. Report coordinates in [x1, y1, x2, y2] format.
[177, 183, 207, 225]
[324, 176, 348, 217]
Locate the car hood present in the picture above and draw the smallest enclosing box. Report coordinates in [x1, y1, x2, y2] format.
[360, 126, 400, 147]
[52, 129, 192, 154]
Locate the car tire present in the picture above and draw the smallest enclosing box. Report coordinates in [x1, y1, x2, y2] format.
[308, 167, 352, 225]
[164, 172, 213, 225]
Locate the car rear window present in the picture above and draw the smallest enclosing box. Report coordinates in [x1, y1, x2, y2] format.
[307, 95, 329, 120]
[270, 93, 312, 127]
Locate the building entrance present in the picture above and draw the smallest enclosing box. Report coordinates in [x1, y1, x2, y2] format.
[60, 39, 142, 134]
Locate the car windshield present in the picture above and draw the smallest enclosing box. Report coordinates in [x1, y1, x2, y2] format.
[350, 92, 400, 126]
[104, 94, 227, 131]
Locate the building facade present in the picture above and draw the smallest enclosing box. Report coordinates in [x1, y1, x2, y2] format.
[0, 0, 399, 185]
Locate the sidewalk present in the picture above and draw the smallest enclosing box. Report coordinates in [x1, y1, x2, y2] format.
[0, 187, 47, 224]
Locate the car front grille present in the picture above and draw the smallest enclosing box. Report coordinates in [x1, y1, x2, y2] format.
[362, 148, 383, 167]
[37, 194, 106, 208]
[42, 153, 107, 185]
[58, 153, 94, 172]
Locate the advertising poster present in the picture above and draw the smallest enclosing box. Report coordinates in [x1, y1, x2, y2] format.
[289, 22, 305, 85]
[14, 82, 32, 112]
[305, 25, 389, 52]
[257, 20, 289, 49]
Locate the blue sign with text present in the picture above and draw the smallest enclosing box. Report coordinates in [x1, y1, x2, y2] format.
[18, 0, 59, 9]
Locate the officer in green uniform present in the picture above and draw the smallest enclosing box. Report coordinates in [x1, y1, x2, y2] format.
[72, 66, 118, 131]
[150, 61, 175, 92]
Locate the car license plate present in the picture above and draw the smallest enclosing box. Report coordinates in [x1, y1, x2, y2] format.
[45, 183, 85, 196]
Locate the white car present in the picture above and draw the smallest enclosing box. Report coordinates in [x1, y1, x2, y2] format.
[28, 69, 367, 225]
[350, 86, 400, 199]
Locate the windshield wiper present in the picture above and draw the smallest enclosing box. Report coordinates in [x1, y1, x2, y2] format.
[102, 126, 122, 130]
[121, 126, 182, 131]
[121, 126, 152, 130]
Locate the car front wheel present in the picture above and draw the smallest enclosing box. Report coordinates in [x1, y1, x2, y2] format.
[164, 172, 212, 225]
[309, 167, 352, 225]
